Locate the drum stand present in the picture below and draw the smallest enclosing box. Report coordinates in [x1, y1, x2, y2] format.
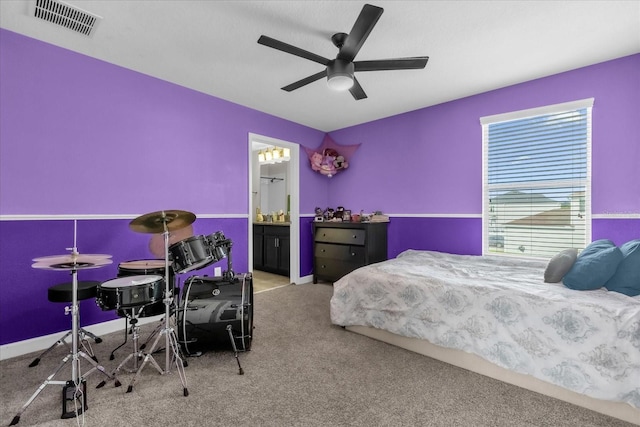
[11, 265, 114, 426]
[123, 226, 188, 396]
[110, 309, 157, 387]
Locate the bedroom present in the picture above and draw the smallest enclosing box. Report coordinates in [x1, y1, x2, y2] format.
[1, 1, 639, 425]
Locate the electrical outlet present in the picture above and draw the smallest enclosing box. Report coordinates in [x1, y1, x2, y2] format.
[214, 267, 222, 276]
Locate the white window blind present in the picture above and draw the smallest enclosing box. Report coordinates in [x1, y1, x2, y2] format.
[481, 99, 593, 259]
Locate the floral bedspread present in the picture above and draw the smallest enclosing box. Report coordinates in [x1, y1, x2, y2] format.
[330, 250, 640, 408]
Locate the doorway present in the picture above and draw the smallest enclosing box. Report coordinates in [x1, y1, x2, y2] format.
[248, 133, 300, 285]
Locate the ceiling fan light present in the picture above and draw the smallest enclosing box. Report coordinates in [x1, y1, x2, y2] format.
[327, 59, 355, 91]
[327, 74, 354, 91]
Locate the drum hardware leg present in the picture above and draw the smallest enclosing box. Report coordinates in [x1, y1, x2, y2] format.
[139, 311, 168, 351]
[28, 330, 73, 368]
[124, 325, 186, 395]
[110, 316, 146, 388]
[10, 354, 71, 425]
[222, 239, 235, 282]
[12, 270, 113, 425]
[29, 320, 101, 367]
[109, 316, 130, 361]
[125, 226, 189, 396]
[226, 325, 244, 375]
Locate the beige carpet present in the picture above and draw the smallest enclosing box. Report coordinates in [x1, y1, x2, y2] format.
[1, 284, 634, 427]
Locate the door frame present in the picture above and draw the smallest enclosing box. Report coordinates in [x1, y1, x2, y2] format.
[248, 133, 300, 284]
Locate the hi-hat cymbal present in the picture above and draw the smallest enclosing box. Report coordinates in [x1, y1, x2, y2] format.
[129, 210, 196, 234]
[33, 253, 112, 262]
[32, 257, 113, 270]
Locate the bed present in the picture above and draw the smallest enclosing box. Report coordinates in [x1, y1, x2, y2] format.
[330, 250, 640, 425]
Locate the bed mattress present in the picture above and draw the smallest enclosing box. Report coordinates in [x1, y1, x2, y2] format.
[330, 249, 640, 408]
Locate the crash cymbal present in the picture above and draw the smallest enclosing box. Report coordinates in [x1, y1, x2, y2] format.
[148, 224, 194, 258]
[129, 210, 196, 234]
[32, 257, 113, 270]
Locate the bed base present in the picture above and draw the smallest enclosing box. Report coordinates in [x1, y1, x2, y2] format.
[346, 325, 640, 426]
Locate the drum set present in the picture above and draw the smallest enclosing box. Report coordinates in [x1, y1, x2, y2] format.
[10, 210, 253, 425]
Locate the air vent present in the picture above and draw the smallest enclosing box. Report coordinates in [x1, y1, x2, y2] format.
[31, 0, 102, 37]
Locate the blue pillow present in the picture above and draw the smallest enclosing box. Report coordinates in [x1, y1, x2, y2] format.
[605, 239, 640, 296]
[563, 239, 623, 290]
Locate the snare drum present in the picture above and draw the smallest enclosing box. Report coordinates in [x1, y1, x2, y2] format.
[96, 275, 164, 311]
[169, 235, 216, 274]
[117, 260, 174, 317]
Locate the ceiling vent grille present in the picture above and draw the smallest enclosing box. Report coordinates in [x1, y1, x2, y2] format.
[32, 0, 102, 37]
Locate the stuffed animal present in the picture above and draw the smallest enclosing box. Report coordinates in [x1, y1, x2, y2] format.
[320, 154, 336, 176]
[310, 152, 323, 171]
[333, 155, 348, 170]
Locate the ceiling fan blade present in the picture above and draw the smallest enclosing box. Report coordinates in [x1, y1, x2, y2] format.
[282, 70, 327, 92]
[338, 4, 384, 62]
[354, 57, 429, 72]
[258, 35, 330, 66]
[349, 76, 367, 100]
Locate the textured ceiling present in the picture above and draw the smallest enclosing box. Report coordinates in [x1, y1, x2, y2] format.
[1, 1, 639, 131]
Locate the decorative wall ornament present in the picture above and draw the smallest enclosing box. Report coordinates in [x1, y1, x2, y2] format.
[304, 134, 360, 178]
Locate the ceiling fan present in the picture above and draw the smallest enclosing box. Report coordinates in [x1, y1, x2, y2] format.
[257, 3, 429, 100]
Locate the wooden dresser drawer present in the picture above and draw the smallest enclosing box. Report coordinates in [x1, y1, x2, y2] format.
[314, 228, 366, 245]
[312, 222, 388, 284]
[315, 243, 365, 262]
[314, 258, 363, 281]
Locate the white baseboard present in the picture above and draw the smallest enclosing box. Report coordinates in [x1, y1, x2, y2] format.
[0, 315, 163, 361]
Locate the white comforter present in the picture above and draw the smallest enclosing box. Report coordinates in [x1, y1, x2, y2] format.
[330, 250, 640, 408]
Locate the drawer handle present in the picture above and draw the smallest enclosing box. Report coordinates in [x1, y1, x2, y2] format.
[351, 252, 356, 257]
[321, 249, 326, 253]
[352, 235, 357, 239]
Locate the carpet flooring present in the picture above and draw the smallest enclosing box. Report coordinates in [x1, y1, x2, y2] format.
[1, 283, 634, 427]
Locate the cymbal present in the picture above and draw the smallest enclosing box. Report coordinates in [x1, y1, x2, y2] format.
[32, 257, 113, 270]
[33, 253, 112, 262]
[148, 224, 194, 258]
[129, 210, 196, 234]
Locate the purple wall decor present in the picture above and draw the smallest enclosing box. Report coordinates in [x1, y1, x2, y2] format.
[1, 28, 638, 347]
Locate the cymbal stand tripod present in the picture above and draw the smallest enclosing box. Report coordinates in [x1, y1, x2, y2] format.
[109, 306, 149, 387]
[11, 230, 113, 425]
[125, 218, 188, 396]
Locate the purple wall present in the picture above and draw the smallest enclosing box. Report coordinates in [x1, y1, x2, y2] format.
[0, 29, 326, 216]
[0, 29, 327, 345]
[1, 28, 638, 346]
[328, 54, 639, 215]
[328, 54, 640, 256]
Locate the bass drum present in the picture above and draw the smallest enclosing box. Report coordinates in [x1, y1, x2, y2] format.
[177, 273, 253, 354]
[116, 259, 175, 317]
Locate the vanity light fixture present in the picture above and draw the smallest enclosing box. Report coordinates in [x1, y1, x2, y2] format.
[259, 146, 291, 165]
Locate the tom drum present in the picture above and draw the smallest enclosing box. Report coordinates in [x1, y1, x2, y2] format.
[169, 235, 217, 274]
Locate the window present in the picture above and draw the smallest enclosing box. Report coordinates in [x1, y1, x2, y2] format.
[481, 99, 593, 258]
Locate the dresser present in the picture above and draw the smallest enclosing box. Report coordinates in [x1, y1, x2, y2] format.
[313, 222, 388, 284]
